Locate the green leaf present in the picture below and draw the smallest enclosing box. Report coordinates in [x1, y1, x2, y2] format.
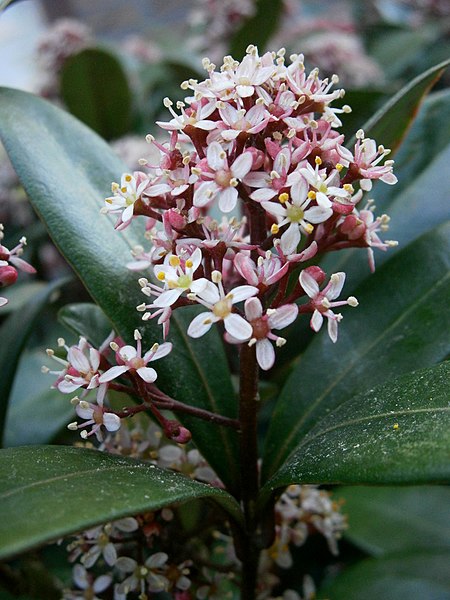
[0, 278, 70, 447]
[321, 551, 450, 600]
[0, 88, 240, 493]
[259, 362, 450, 509]
[60, 48, 133, 140]
[348, 58, 450, 151]
[58, 303, 114, 349]
[262, 222, 450, 483]
[4, 351, 73, 447]
[229, 0, 283, 58]
[0, 445, 243, 560]
[339, 486, 450, 557]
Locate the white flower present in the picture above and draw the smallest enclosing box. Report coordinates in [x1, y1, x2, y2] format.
[187, 271, 258, 340]
[151, 248, 208, 307]
[103, 172, 148, 228]
[299, 270, 358, 342]
[99, 330, 172, 384]
[193, 141, 253, 213]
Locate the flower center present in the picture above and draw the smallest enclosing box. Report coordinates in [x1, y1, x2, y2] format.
[215, 169, 232, 188]
[176, 274, 192, 289]
[286, 205, 304, 223]
[212, 298, 232, 319]
[251, 317, 270, 340]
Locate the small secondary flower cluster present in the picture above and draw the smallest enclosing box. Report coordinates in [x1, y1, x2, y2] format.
[43, 331, 188, 442]
[0, 223, 36, 308]
[63, 421, 343, 600]
[104, 46, 397, 369]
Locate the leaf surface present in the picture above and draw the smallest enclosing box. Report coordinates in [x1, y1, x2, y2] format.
[347, 58, 450, 151]
[321, 551, 450, 600]
[0, 89, 240, 493]
[0, 445, 243, 560]
[0, 278, 69, 446]
[260, 362, 450, 508]
[60, 48, 133, 140]
[338, 486, 450, 556]
[262, 223, 450, 482]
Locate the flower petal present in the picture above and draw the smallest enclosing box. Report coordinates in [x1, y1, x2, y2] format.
[136, 366, 158, 383]
[224, 313, 252, 340]
[256, 338, 275, 371]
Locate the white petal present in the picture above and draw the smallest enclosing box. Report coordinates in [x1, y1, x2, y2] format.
[229, 285, 259, 303]
[268, 304, 298, 329]
[144, 342, 172, 362]
[231, 151, 253, 179]
[103, 412, 121, 431]
[195, 280, 220, 304]
[67, 346, 90, 374]
[103, 543, 117, 566]
[251, 188, 277, 202]
[299, 270, 319, 299]
[281, 223, 301, 255]
[153, 288, 183, 307]
[304, 205, 333, 224]
[310, 309, 324, 332]
[256, 338, 275, 371]
[207, 141, 226, 171]
[261, 200, 286, 217]
[328, 316, 339, 343]
[224, 313, 253, 340]
[193, 181, 217, 207]
[327, 272, 346, 300]
[93, 574, 113, 593]
[218, 187, 238, 213]
[118, 345, 137, 361]
[98, 365, 129, 383]
[136, 366, 158, 383]
[187, 312, 214, 338]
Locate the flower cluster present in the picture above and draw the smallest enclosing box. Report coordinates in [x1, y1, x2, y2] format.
[105, 46, 396, 369]
[62, 421, 344, 600]
[43, 330, 176, 441]
[0, 223, 36, 308]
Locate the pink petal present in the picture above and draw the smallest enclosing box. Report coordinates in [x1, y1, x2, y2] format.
[245, 297, 263, 321]
[299, 270, 320, 299]
[231, 151, 253, 179]
[268, 304, 298, 329]
[218, 187, 238, 213]
[310, 309, 324, 332]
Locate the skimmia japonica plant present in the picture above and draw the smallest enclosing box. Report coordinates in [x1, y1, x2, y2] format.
[0, 44, 449, 600]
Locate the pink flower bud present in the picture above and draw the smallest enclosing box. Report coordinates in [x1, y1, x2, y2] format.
[302, 266, 326, 286]
[0, 265, 18, 287]
[164, 420, 192, 444]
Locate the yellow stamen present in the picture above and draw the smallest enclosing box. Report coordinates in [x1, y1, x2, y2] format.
[125, 175, 132, 182]
[157, 272, 165, 281]
[271, 223, 280, 235]
[307, 191, 316, 200]
[315, 156, 323, 166]
[185, 259, 193, 268]
[278, 192, 289, 204]
[169, 255, 181, 267]
[336, 163, 344, 172]
[304, 223, 314, 234]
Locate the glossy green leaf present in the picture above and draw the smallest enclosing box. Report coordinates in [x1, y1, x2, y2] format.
[58, 303, 114, 349]
[0, 445, 243, 560]
[3, 350, 74, 448]
[0, 88, 240, 493]
[338, 486, 450, 557]
[348, 58, 450, 151]
[260, 362, 450, 508]
[60, 48, 132, 140]
[262, 222, 450, 482]
[229, 0, 283, 58]
[0, 278, 70, 447]
[321, 551, 450, 600]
